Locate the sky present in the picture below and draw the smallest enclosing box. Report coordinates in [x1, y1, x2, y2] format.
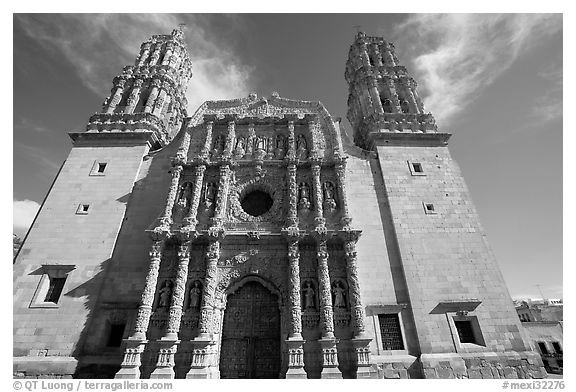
[12, 13, 563, 300]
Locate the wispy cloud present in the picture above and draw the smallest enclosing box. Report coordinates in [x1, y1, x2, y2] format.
[15, 117, 53, 134]
[15, 14, 253, 115]
[393, 14, 562, 127]
[13, 199, 41, 236]
[531, 62, 562, 123]
[14, 140, 61, 172]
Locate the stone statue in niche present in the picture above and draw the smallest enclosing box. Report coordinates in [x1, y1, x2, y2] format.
[188, 280, 202, 310]
[158, 280, 173, 309]
[297, 182, 311, 211]
[178, 182, 193, 208]
[399, 99, 410, 114]
[266, 137, 275, 159]
[302, 281, 316, 310]
[332, 281, 347, 309]
[296, 134, 308, 160]
[203, 182, 217, 210]
[234, 136, 246, 158]
[212, 134, 226, 155]
[274, 134, 286, 159]
[255, 135, 266, 151]
[322, 181, 337, 212]
[254, 135, 267, 160]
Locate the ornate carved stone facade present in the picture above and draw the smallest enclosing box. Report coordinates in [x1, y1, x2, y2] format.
[13, 29, 546, 380]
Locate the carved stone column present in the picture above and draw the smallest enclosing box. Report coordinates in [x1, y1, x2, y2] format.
[284, 238, 307, 378]
[137, 43, 151, 66]
[150, 241, 191, 378]
[187, 239, 220, 379]
[400, 79, 419, 114]
[125, 79, 143, 114]
[115, 240, 164, 379]
[158, 165, 182, 227]
[334, 159, 351, 228]
[144, 79, 161, 113]
[104, 78, 126, 114]
[316, 239, 341, 378]
[286, 164, 298, 227]
[387, 78, 402, 113]
[200, 121, 214, 159]
[286, 120, 296, 159]
[162, 43, 174, 66]
[223, 120, 236, 159]
[372, 43, 383, 67]
[382, 44, 396, 66]
[311, 163, 325, 227]
[211, 165, 231, 227]
[344, 235, 372, 378]
[152, 84, 169, 116]
[368, 79, 385, 114]
[183, 165, 206, 227]
[148, 44, 162, 66]
[246, 122, 255, 157]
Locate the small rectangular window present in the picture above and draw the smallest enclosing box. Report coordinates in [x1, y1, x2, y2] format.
[408, 161, 426, 176]
[378, 314, 405, 350]
[107, 323, 126, 347]
[44, 276, 67, 303]
[423, 202, 436, 214]
[454, 320, 476, 343]
[76, 204, 90, 214]
[537, 342, 549, 355]
[552, 342, 562, 354]
[90, 161, 108, 176]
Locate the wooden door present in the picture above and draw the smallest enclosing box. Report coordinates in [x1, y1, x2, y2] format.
[219, 281, 281, 378]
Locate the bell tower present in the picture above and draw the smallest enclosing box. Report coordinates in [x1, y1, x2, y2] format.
[343, 32, 539, 378]
[345, 31, 445, 149]
[71, 27, 193, 149]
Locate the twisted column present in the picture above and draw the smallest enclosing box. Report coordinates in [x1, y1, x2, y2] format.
[287, 164, 298, 227]
[316, 239, 342, 378]
[316, 240, 334, 338]
[198, 240, 220, 337]
[148, 44, 162, 66]
[287, 240, 303, 338]
[344, 240, 366, 337]
[152, 84, 169, 116]
[116, 240, 164, 379]
[165, 242, 191, 338]
[311, 163, 325, 227]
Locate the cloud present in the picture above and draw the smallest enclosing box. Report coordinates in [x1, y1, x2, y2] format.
[13, 199, 41, 235]
[16, 117, 53, 134]
[392, 14, 562, 127]
[15, 14, 253, 115]
[530, 63, 562, 123]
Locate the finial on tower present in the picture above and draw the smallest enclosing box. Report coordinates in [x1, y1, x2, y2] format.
[353, 25, 365, 40]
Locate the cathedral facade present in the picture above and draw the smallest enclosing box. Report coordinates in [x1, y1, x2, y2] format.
[13, 28, 546, 379]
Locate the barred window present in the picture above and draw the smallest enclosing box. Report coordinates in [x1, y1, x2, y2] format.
[378, 314, 405, 350]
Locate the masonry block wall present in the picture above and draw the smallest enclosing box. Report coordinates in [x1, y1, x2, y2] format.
[13, 141, 150, 376]
[78, 139, 179, 360]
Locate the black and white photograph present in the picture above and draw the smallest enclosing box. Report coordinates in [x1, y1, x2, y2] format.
[12, 11, 563, 385]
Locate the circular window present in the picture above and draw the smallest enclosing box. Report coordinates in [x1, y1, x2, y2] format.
[240, 190, 273, 217]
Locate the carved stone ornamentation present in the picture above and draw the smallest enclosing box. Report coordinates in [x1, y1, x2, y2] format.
[344, 240, 367, 337]
[297, 181, 311, 211]
[287, 240, 302, 338]
[316, 240, 334, 338]
[165, 242, 190, 336]
[133, 241, 164, 338]
[322, 181, 337, 213]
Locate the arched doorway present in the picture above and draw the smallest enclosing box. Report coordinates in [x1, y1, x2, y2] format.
[219, 280, 281, 378]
